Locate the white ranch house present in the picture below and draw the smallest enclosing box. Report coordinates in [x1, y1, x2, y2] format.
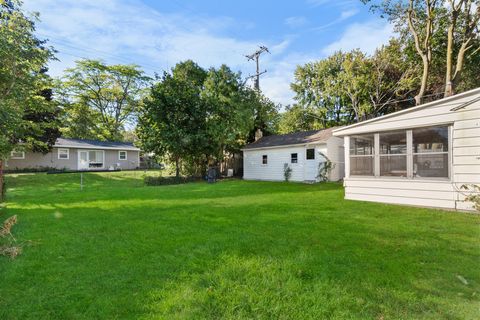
[7, 138, 141, 172]
[333, 87, 480, 211]
[242, 128, 345, 182]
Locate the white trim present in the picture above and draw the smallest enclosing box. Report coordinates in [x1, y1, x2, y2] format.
[54, 144, 140, 151]
[333, 87, 480, 135]
[242, 141, 328, 151]
[77, 150, 105, 170]
[118, 150, 127, 161]
[58, 148, 70, 160]
[10, 151, 25, 159]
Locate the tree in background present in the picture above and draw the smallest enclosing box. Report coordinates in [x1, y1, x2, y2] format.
[0, 0, 59, 200]
[137, 60, 278, 176]
[362, 0, 479, 102]
[444, 0, 479, 96]
[202, 65, 256, 159]
[137, 61, 208, 177]
[288, 46, 415, 130]
[58, 59, 150, 141]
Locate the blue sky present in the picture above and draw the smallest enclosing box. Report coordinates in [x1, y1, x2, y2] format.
[24, 0, 394, 106]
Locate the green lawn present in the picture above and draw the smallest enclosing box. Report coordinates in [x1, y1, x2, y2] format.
[1, 172, 479, 319]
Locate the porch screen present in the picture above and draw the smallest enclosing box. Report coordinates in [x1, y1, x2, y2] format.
[350, 135, 374, 176]
[379, 131, 407, 177]
[412, 126, 449, 178]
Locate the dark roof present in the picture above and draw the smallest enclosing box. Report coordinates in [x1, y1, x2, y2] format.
[243, 127, 338, 150]
[54, 138, 140, 151]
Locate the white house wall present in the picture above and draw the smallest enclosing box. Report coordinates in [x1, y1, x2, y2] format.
[7, 148, 140, 171]
[336, 89, 480, 211]
[326, 136, 345, 181]
[243, 138, 345, 182]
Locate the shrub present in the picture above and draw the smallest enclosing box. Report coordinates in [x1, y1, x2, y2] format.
[144, 175, 198, 186]
[283, 163, 292, 182]
[461, 184, 480, 212]
[317, 159, 335, 182]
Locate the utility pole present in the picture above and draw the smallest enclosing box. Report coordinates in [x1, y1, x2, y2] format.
[245, 45, 270, 90]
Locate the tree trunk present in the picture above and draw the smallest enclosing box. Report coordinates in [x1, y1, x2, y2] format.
[444, 20, 455, 97]
[175, 157, 180, 178]
[0, 160, 4, 202]
[415, 55, 430, 105]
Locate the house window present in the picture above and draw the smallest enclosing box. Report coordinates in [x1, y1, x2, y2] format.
[58, 148, 70, 160]
[350, 135, 374, 176]
[119, 151, 127, 160]
[262, 155, 268, 165]
[306, 148, 315, 160]
[412, 126, 449, 178]
[10, 151, 25, 159]
[291, 153, 298, 163]
[379, 131, 407, 177]
[88, 151, 104, 168]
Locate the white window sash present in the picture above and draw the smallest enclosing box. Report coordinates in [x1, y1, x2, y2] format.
[10, 151, 25, 159]
[58, 148, 70, 160]
[119, 151, 127, 160]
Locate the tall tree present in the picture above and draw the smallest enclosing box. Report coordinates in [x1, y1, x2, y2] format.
[444, 0, 480, 96]
[363, 0, 442, 105]
[202, 65, 256, 160]
[137, 61, 208, 177]
[59, 59, 150, 141]
[0, 0, 59, 200]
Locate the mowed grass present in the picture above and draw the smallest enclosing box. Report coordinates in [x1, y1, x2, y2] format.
[0, 172, 479, 319]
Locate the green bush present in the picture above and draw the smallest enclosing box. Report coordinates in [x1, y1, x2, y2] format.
[144, 175, 199, 186]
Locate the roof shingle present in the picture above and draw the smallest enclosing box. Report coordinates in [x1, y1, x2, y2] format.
[243, 127, 338, 150]
[54, 138, 140, 151]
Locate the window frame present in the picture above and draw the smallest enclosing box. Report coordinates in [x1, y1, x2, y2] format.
[88, 150, 105, 169]
[10, 151, 25, 159]
[306, 148, 315, 160]
[347, 125, 452, 181]
[58, 148, 70, 160]
[118, 150, 128, 161]
[291, 153, 298, 164]
[411, 126, 450, 179]
[378, 131, 407, 178]
[349, 134, 375, 177]
[262, 155, 268, 165]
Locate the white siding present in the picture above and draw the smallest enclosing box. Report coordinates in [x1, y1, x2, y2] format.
[326, 136, 345, 181]
[335, 88, 480, 211]
[243, 137, 345, 182]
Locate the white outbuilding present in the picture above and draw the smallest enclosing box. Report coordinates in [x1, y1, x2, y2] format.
[242, 128, 345, 182]
[333, 87, 480, 211]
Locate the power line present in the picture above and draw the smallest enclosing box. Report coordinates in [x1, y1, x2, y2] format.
[245, 45, 270, 90]
[38, 33, 161, 75]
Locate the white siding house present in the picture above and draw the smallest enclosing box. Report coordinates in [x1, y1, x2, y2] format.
[243, 128, 345, 182]
[333, 87, 480, 211]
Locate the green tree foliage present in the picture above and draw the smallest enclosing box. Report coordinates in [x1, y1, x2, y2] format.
[58, 59, 150, 141]
[0, 0, 60, 199]
[137, 61, 209, 177]
[287, 45, 416, 130]
[137, 60, 278, 176]
[362, 0, 480, 102]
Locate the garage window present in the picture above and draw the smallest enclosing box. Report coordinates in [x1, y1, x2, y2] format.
[58, 148, 70, 160]
[262, 155, 268, 165]
[306, 148, 315, 160]
[291, 153, 298, 164]
[119, 151, 127, 160]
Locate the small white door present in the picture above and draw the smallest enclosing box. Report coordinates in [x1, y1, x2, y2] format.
[304, 147, 317, 181]
[78, 151, 89, 170]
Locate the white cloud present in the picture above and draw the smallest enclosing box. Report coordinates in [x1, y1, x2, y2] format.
[322, 20, 394, 55]
[23, 0, 296, 105]
[260, 53, 317, 108]
[285, 16, 307, 28]
[310, 8, 358, 31]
